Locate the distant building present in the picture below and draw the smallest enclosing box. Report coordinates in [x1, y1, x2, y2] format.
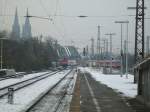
[11, 8, 20, 40]
[22, 9, 32, 39]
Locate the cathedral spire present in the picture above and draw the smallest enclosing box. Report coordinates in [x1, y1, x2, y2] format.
[26, 8, 29, 17]
[11, 7, 20, 40]
[22, 8, 32, 38]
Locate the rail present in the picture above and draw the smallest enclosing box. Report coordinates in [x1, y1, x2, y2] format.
[0, 70, 61, 98]
[25, 69, 74, 112]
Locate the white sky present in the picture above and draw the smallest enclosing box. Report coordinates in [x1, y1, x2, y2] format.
[0, 0, 150, 53]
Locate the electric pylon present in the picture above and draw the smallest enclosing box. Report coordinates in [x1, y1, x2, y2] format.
[135, 0, 145, 63]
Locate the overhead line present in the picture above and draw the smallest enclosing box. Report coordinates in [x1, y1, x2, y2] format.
[2, 14, 150, 18]
[37, 0, 68, 42]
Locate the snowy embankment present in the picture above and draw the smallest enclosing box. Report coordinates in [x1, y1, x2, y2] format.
[0, 71, 50, 88]
[0, 70, 71, 112]
[80, 67, 137, 98]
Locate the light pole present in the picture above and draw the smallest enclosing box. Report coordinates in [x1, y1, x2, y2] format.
[105, 39, 109, 59]
[91, 37, 95, 59]
[101, 38, 107, 59]
[0, 38, 8, 69]
[126, 22, 129, 78]
[105, 33, 116, 74]
[97, 25, 101, 60]
[115, 21, 129, 77]
[97, 25, 103, 69]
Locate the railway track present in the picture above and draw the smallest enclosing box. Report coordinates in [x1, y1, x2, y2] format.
[0, 74, 25, 81]
[0, 77, 13, 81]
[0, 70, 61, 98]
[0, 71, 48, 81]
[52, 71, 75, 112]
[25, 69, 76, 112]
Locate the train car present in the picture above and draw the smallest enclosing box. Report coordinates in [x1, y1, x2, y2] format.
[59, 58, 68, 68]
[96, 60, 121, 68]
[68, 60, 77, 66]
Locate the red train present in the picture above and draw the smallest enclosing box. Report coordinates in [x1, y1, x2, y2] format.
[59, 58, 77, 68]
[59, 58, 68, 68]
[96, 60, 121, 68]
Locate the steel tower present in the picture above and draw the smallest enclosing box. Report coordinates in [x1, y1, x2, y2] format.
[135, 0, 145, 63]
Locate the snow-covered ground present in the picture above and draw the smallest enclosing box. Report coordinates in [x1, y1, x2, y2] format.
[0, 70, 72, 112]
[0, 71, 51, 88]
[28, 71, 77, 112]
[80, 67, 137, 98]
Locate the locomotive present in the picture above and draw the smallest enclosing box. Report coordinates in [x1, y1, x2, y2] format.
[59, 58, 68, 68]
[59, 58, 77, 68]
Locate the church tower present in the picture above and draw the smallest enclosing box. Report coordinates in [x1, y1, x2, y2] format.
[11, 8, 20, 40]
[22, 9, 32, 38]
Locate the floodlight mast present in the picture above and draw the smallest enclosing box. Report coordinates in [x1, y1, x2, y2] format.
[105, 33, 116, 74]
[115, 21, 129, 77]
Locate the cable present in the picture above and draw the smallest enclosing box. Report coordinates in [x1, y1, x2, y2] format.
[1, 0, 8, 30]
[54, 0, 68, 44]
[2, 13, 150, 19]
[3, 0, 10, 30]
[53, 0, 60, 19]
[36, 0, 67, 42]
[38, 0, 49, 16]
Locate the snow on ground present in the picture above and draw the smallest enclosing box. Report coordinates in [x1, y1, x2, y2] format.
[0, 70, 71, 112]
[0, 71, 50, 88]
[80, 67, 137, 98]
[30, 72, 77, 112]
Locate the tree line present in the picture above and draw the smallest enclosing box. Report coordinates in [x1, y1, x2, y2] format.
[0, 31, 58, 72]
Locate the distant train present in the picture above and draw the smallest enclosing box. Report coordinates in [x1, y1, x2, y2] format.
[59, 58, 68, 68]
[59, 58, 77, 68]
[96, 60, 121, 68]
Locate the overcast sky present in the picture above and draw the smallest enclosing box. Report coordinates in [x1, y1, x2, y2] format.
[0, 0, 150, 53]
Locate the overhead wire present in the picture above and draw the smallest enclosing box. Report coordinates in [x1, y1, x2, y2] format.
[2, 0, 7, 30]
[0, 0, 7, 30]
[38, 0, 50, 17]
[17, 0, 30, 29]
[57, 0, 69, 45]
[2, 12, 150, 19]
[37, 0, 66, 40]
[53, 0, 60, 21]
[50, 0, 66, 39]
[1, 0, 149, 41]
[52, 0, 68, 42]
[3, 0, 11, 31]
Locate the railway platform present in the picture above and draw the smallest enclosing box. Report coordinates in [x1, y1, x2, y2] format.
[69, 73, 80, 112]
[70, 71, 149, 112]
[0, 68, 149, 112]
